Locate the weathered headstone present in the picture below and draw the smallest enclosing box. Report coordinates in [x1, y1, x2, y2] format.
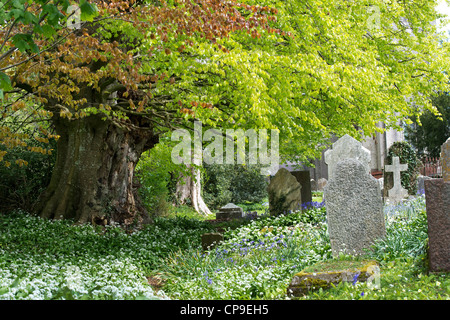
[324, 159, 385, 257]
[417, 175, 431, 194]
[424, 138, 450, 272]
[267, 168, 302, 216]
[310, 179, 318, 191]
[324, 134, 371, 180]
[377, 178, 384, 197]
[201, 233, 224, 251]
[290, 170, 313, 206]
[317, 178, 327, 191]
[216, 203, 244, 220]
[385, 156, 408, 203]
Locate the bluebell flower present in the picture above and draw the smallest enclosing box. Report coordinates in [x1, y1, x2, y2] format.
[352, 272, 360, 285]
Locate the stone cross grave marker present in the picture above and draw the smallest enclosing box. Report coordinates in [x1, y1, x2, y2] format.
[324, 158, 385, 257]
[324, 134, 371, 180]
[385, 156, 408, 203]
[424, 138, 450, 272]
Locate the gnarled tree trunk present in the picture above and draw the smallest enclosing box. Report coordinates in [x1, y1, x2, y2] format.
[35, 113, 158, 227]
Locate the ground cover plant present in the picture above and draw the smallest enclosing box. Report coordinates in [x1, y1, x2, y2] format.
[0, 194, 448, 300]
[0, 212, 214, 300]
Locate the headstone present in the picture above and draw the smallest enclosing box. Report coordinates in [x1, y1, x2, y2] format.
[417, 175, 431, 194]
[201, 233, 224, 251]
[385, 156, 408, 203]
[267, 168, 302, 216]
[324, 158, 385, 257]
[317, 178, 327, 191]
[290, 170, 313, 206]
[324, 134, 371, 180]
[216, 203, 244, 220]
[377, 178, 384, 195]
[310, 179, 317, 191]
[424, 138, 450, 272]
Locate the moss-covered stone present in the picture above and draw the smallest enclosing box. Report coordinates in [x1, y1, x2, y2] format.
[287, 260, 379, 297]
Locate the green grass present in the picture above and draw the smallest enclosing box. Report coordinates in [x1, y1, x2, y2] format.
[0, 194, 448, 300]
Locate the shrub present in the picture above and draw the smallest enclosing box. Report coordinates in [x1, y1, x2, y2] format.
[203, 163, 268, 209]
[136, 139, 190, 217]
[0, 139, 56, 212]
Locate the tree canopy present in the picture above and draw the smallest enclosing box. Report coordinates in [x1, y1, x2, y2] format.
[405, 92, 450, 158]
[2, 0, 450, 160]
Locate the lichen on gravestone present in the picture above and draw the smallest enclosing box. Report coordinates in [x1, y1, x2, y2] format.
[287, 260, 379, 297]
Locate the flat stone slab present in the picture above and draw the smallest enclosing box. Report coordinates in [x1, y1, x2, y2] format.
[287, 260, 379, 297]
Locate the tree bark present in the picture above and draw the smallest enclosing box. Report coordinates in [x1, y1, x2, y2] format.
[175, 164, 212, 216]
[35, 113, 158, 228]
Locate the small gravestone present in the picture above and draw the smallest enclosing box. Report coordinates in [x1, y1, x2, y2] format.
[268, 168, 302, 216]
[310, 179, 318, 191]
[290, 170, 313, 206]
[424, 138, 450, 272]
[201, 233, 224, 251]
[324, 158, 385, 257]
[385, 156, 408, 204]
[317, 178, 327, 191]
[417, 175, 431, 194]
[216, 203, 244, 220]
[324, 134, 371, 180]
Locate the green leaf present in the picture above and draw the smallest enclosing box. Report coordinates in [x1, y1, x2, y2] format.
[79, 0, 98, 21]
[23, 11, 38, 25]
[42, 3, 64, 24]
[8, 8, 24, 19]
[41, 24, 56, 38]
[12, 0, 24, 10]
[0, 72, 12, 91]
[11, 34, 30, 52]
